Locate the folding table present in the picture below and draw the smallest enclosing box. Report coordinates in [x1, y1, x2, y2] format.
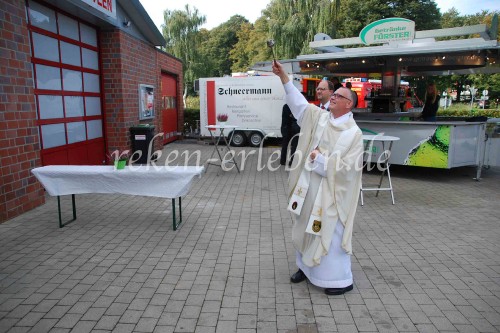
[204, 125, 240, 173]
[32, 165, 204, 230]
[360, 135, 400, 205]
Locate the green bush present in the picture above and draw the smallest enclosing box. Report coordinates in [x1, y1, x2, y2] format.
[184, 108, 200, 133]
[183, 96, 201, 134]
[185, 96, 200, 109]
[438, 103, 500, 118]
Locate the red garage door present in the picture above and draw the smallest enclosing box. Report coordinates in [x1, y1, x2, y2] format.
[27, 0, 105, 165]
[161, 74, 179, 145]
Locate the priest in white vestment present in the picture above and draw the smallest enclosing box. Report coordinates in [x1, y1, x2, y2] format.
[272, 61, 363, 295]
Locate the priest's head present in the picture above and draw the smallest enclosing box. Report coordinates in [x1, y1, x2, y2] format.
[329, 87, 354, 118]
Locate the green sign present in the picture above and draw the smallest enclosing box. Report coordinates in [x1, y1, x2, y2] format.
[360, 18, 415, 45]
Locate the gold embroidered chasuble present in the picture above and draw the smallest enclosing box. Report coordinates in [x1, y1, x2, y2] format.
[288, 105, 363, 266]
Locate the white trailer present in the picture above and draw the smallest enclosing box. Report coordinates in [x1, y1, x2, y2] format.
[199, 76, 286, 147]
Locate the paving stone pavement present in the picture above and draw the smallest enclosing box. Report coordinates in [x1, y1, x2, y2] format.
[1, 141, 499, 333]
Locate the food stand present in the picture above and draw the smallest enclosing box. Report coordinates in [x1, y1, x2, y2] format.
[356, 120, 486, 177]
[294, 17, 500, 178]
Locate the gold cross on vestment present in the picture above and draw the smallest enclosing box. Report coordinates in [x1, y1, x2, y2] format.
[297, 187, 303, 196]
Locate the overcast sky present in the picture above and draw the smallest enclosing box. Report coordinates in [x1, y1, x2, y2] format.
[139, 0, 500, 32]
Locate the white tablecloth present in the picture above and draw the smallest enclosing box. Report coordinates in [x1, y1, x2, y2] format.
[32, 165, 204, 199]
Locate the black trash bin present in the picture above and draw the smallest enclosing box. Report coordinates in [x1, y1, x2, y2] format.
[130, 125, 156, 164]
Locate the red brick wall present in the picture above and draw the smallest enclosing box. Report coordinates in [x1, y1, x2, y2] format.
[0, 0, 45, 222]
[0, 1, 183, 223]
[100, 31, 184, 158]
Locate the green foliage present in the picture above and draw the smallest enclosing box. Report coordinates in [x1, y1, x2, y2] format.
[440, 9, 499, 41]
[199, 15, 249, 77]
[469, 74, 500, 100]
[263, 0, 341, 58]
[420, 73, 500, 105]
[229, 22, 254, 72]
[182, 97, 200, 134]
[185, 95, 200, 109]
[441, 9, 499, 29]
[162, 5, 206, 93]
[438, 103, 500, 118]
[183, 108, 200, 133]
[337, 0, 440, 38]
[229, 18, 274, 72]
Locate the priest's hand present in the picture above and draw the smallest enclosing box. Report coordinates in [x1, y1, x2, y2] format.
[272, 61, 290, 85]
[310, 149, 327, 177]
[309, 148, 320, 161]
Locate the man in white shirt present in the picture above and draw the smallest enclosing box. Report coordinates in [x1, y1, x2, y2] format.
[272, 61, 363, 295]
[282, 80, 333, 166]
[316, 79, 334, 110]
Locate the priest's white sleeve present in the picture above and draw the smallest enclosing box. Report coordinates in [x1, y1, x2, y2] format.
[312, 153, 327, 177]
[284, 81, 308, 126]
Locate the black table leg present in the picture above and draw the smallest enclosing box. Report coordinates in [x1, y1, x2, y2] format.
[172, 197, 182, 230]
[57, 194, 77, 228]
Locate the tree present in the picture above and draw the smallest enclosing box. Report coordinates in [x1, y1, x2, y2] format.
[162, 5, 206, 102]
[230, 17, 273, 72]
[336, 0, 441, 38]
[472, 74, 500, 101]
[441, 9, 499, 41]
[263, 0, 341, 59]
[229, 22, 254, 73]
[199, 15, 249, 77]
[441, 8, 466, 29]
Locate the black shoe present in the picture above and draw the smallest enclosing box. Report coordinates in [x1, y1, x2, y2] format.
[290, 269, 307, 283]
[324, 284, 353, 295]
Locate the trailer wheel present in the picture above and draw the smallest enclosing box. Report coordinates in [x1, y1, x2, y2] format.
[230, 131, 246, 147]
[249, 132, 264, 147]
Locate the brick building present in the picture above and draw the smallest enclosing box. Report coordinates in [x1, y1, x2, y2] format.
[0, 0, 184, 222]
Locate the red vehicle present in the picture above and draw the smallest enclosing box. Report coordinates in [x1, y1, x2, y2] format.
[344, 78, 413, 110]
[301, 77, 322, 104]
[343, 78, 380, 108]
